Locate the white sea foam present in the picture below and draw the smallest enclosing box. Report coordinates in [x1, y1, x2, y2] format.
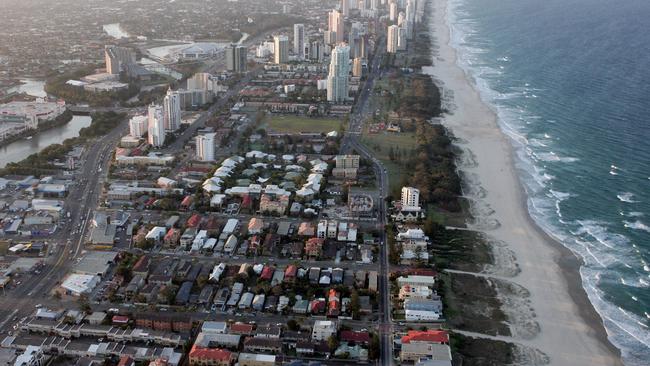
[549, 190, 572, 201]
[618, 192, 640, 203]
[623, 220, 650, 233]
[534, 152, 579, 163]
[445, 1, 649, 362]
[529, 138, 548, 147]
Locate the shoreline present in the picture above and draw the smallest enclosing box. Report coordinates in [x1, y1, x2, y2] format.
[0, 110, 74, 150]
[426, 0, 623, 364]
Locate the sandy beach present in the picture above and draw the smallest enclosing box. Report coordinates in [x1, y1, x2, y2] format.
[425, 0, 624, 364]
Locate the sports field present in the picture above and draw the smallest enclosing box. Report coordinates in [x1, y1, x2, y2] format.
[265, 115, 343, 133]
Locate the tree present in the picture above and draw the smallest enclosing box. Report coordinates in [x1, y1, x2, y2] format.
[350, 290, 361, 319]
[287, 319, 300, 331]
[196, 274, 209, 289]
[160, 285, 178, 305]
[368, 333, 380, 360]
[327, 335, 339, 351]
[78, 294, 91, 313]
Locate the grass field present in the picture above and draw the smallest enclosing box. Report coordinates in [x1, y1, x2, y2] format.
[264, 115, 343, 133]
[361, 131, 418, 194]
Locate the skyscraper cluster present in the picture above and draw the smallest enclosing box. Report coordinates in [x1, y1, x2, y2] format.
[387, 0, 418, 53]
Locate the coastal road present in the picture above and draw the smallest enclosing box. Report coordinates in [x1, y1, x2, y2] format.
[339, 37, 394, 365]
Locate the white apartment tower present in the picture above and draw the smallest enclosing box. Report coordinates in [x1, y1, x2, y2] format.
[341, 0, 350, 16]
[398, 11, 406, 27]
[147, 104, 165, 148]
[387, 25, 399, 53]
[196, 133, 216, 161]
[401, 186, 421, 211]
[293, 24, 305, 59]
[398, 26, 407, 50]
[389, 2, 398, 22]
[273, 35, 289, 64]
[163, 88, 181, 132]
[328, 10, 345, 43]
[326, 44, 351, 103]
[128, 115, 148, 138]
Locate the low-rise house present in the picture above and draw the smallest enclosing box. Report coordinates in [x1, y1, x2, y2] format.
[397, 275, 436, 288]
[404, 298, 443, 321]
[368, 271, 378, 292]
[252, 294, 266, 311]
[255, 325, 281, 339]
[297, 222, 314, 236]
[189, 346, 234, 366]
[229, 323, 254, 336]
[201, 321, 228, 334]
[243, 337, 282, 353]
[295, 341, 315, 356]
[194, 332, 241, 350]
[399, 285, 434, 300]
[198, 285, 215, 305]
[284, 265, 297, 282]
[292, 299, 309, 314]
[304, 238, 324, 258]
[248, 218, 264, 235]
[238, 292, 255, 309]
[237, 353, 276, 366]
[311, 320, 337, 341]
[340, 330, 370, 344]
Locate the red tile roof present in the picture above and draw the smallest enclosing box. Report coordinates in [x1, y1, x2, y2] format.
[260, 266, 274, 280]
[229, 323, 254, 334]
[181, 195, 193, 207]
[187, 214, 201, 228]
[401, 330, 449, 344]
[340, 330, 371, 344]
[284, 264, 297, 278]
[189, 345, 232, 362]
[112, 315, 129, 324]
[117, 356, 134, 366]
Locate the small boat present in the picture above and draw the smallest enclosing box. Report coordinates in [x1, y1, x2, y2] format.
[25, 136, 33, 140]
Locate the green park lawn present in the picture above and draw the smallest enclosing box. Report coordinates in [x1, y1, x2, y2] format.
[264, 115, 343, 134]
[361, 130, 418, 194]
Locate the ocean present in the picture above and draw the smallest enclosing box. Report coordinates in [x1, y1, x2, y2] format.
[443, 0, 650, 363]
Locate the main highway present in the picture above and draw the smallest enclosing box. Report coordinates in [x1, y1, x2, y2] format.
[0, 113, 129, 334]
